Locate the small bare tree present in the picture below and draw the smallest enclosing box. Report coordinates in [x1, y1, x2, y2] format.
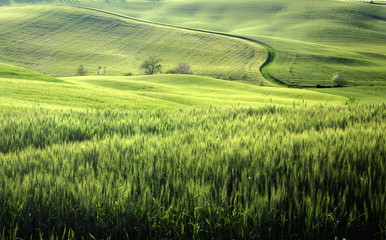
[77, 65, 86, 76]
[175, 62, 193, 74]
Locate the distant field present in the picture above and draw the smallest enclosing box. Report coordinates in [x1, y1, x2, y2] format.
[1, 1, 385, 87]
[0, 5, 268, 83]
[69, 0, 386, 87]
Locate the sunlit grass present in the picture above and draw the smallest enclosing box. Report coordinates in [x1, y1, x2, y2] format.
[0, 71, 349, 111]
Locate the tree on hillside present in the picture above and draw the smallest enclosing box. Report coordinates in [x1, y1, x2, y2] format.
[141, 56, 162, 75]
[77, 65, 86, 76]
[331, 74, 346, 87]
[175, 62, 193, 75]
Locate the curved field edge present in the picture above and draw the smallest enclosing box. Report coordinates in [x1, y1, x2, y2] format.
[73, 6, 282, 86]
[258, 43, 287, 87]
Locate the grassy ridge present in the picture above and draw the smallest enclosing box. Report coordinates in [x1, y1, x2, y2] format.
[0, 76, 184, 110]
[69, 75, 350, 105]
[0, 5, 268, 83]
[0, 63, 61, 82]
[73, 0, 386, 87]
[0, 104, 385, 239]
[0, 73, 348, 111]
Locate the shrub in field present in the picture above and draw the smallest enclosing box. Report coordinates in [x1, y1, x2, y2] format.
[175, 61, 193, 74]
[332, 74, 346, 87]
[165, 69, 176, 74]
[123, 72, 133, 76]
[97, 66, 107, 76]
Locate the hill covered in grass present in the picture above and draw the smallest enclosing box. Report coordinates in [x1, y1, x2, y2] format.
[0, 2, 385, 239]
[0, 5, 268, 83]
[0, 73, 349, 111]
[71, 0, 386, 87]
[0, 63, 61, 82]
[2, 1, 384, 87]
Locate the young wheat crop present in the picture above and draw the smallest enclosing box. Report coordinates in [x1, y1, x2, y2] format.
[0, 104, 384, 239]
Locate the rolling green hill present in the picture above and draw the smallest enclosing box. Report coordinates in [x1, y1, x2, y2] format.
[0, 70, 349, 111]
[2, 1, 384, 87]
[0, 62, 61, 82]
[70, 0, 386, 87]
[1, 2, 385, 238]
[0, 5, 268, 83]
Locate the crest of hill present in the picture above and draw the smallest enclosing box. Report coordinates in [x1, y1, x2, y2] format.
[0, 74, 349, 110]
[0, 63, 61, 82]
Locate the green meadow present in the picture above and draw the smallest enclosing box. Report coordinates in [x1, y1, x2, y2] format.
[0, 0, 385, 239]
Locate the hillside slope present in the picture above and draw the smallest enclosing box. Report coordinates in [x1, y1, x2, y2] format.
[0, 5, 267, 83]
[0, 62, 61, 82]
[72, 0, 386, 87]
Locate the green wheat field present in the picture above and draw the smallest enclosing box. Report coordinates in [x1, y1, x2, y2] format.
[0, 0, 385, 239]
